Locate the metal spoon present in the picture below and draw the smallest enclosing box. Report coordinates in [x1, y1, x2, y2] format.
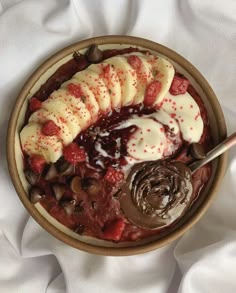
[189, 132, 236, 173]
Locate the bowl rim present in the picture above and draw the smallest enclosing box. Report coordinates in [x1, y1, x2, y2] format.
[6, 35, 227, 256]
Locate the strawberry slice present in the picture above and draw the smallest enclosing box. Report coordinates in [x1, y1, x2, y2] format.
[169, 76, 190, 95]
[67, 83, 83, 98]
[103, 218, 125, 241]
[103, 64, 111, 80]
[128, 55, 142, 71]
[144, 80, 162, 106]
[42, 120, 61, 136]
[29, 155, 46, 174]
[63, 143, 86, 165]
[29, 97, 42, 112]
[104, 166, 124, 184]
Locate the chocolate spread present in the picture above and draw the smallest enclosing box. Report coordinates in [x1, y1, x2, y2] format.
[120, 161, 193, 229]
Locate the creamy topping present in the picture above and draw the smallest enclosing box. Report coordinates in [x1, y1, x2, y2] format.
[120, 160, 193, 229]
[115, 109, 180, 162]
[161, 92, 203, 143]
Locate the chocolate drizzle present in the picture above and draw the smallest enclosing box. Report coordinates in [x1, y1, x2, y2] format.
[120, 161, 193, 229]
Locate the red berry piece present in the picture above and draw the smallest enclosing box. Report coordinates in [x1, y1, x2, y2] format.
[128, 55, 142, 71]
[29, 97, 42, 112]
[170, 76, 190, 95]
[144, 80, 162, 106]
[104, 166, 124, 184]
[67, 83, 83, 98]
[103, 64, 111, 79]
[63, 143, 86, 165]
[103, 218, 125, 241]
[42, 120, 60, 136]
[29, 155, 46, 174]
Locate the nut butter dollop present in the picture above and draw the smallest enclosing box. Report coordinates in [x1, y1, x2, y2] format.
[119, 161, 193, 229]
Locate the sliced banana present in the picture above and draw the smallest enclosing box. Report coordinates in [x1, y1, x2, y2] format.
[49, 88, 92, 131]
[61, 79, 100, 123]
[89, 63, 122, 109]
[124, 53, 154, 104]
[20, 122, 62, 163]
[104, 56, 137, 106]
[163, 92, 203, 143]
[74, 69, 111, 113]
[42, 98, 81, 139]
[29, 108, 73, 145]
[146, 55, 175, 105]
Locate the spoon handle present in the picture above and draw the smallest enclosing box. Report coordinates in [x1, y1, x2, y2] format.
[189, 132, 236, 173]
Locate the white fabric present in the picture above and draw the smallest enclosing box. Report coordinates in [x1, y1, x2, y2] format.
[0, 0, 235, 292]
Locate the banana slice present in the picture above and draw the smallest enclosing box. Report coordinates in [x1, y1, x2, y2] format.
[20, 122, 62, 163]
[42, 98, 81, 139]
[104, 56, 137, 106]
[49, 88, 92, 131]
[74, 69, 111, 113]
[146, 55, 175, 105]
[162, 91, 203, 143]
[89, 63, 122, 109]
[124, 53, 154, 105]
[29, 108, 73, 145]
[61, 79, 100, 123]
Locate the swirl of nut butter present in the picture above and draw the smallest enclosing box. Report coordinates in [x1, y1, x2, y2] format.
[119, 161, 193, 229]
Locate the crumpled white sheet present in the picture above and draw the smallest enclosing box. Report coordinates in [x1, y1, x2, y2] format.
[0, 0, 235, 292]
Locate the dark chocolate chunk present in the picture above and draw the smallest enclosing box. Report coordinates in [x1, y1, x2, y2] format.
[73, 51, 81, 62]
[52, 183, 66, 201]
[56, 159, 71, 173]
[62, 199, 76, 215]
[25, 169, 39, 185]
[45, 164, 58, 180]
[82, 177, 101, 196]
[74, 224, 85, 235]
[91, 201, 97, 209]
[70, 176, 83, 194]
[30, 187, 45, 204]
[74, 201, 84, 213]
[86, 44, 103, 63]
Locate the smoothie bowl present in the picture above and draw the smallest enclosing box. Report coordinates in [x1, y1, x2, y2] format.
[7, 36, 227, 255]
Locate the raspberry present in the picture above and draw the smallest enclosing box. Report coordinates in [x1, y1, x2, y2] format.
[42, 120, 60, 136]
[67, 83, 83, 98]
[29, 97, 41, 112]
[103, 218, 125, 241]
[63, 143, 86, 165]
[104, 166, 124, 184]
[103, 64, 111, 79]
[128, 55, 142, 71]
[144, 80, 162, 106]
[29, 155, 46, 174]
[170, 76, 190, 95]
